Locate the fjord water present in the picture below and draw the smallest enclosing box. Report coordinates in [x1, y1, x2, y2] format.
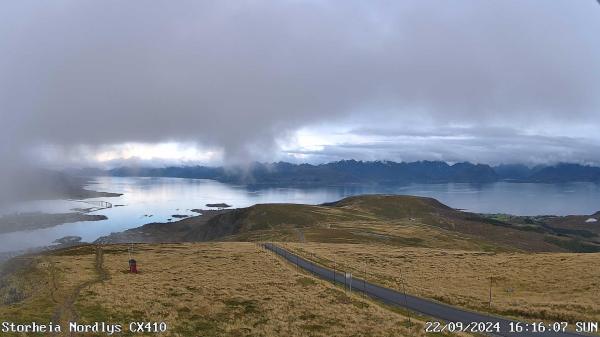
[1, 176, 599, 252]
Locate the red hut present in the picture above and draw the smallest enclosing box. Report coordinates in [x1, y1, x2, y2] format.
[129, 259, 138, 273]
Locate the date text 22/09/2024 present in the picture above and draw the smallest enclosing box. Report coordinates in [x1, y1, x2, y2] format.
[425, 321, 599, 334]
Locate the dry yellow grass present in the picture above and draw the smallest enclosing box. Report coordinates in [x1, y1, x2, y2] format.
[227, 219, 507, 253]
[2, 243, 458, 337]
[78, 242, 425, 337]
[286, 242, 600, 324]
[195, 196, 569, 253]
[0, 246, 99, 333]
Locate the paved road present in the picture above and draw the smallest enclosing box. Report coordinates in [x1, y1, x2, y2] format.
[263, 243, 588, 337]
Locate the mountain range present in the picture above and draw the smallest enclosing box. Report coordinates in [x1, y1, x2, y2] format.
[73, 161, 600, 185]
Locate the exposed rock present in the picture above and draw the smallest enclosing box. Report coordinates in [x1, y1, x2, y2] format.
[206, 203, 232, 208]
[53, 236, 82, 245]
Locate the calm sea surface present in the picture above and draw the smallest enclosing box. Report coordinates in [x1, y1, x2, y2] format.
[1, 176, 599, 252]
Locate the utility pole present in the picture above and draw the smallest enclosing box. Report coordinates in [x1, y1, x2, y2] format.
[349, 273, 352, 293]
[344, 272, 347, 292]
[489, 275, 493, 309]
[363, 261, 367, 297]
[400, 269, 411, 328]
[333, 258, 336, 285]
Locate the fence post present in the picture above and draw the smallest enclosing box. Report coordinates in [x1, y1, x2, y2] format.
[333, 258, 336, 285]
[400, 270, 411, 328]
[363, 261, 367, 297]
[349, 273, 352, 293]
[489, 275, 493, 308]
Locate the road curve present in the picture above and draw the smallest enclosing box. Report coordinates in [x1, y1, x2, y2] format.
[263, 243, 588, 337]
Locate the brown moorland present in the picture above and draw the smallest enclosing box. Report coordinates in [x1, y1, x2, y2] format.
[0, 243, 451, 337]
[284, 242, 600, 324]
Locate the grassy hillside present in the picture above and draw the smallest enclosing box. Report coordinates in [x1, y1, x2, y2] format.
[287, 242, 600, 324]
[0, 246, 100, 329]
[96, 194, 600, 253]
[323, 194, 454, 219]
[0, 243, 424, 337]
[182, 195, 598, 253]
[483, 212, 600, 253]
[184, 204, 364, 241]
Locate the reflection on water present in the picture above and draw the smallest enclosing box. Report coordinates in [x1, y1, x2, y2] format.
[1, 176, 599, 252]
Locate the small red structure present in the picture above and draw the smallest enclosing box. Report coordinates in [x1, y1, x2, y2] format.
[129, 259, 138, 273]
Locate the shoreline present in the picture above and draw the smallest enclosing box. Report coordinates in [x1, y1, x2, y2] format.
[94, 209, 228, 244]
[3, 193, 600, 260]
[0, 212, 108, 235]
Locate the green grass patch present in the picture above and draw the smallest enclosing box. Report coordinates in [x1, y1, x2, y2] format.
[296, 277, 317, 287]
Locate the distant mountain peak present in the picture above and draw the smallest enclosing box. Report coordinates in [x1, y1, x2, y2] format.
[69, 160, 600, 185]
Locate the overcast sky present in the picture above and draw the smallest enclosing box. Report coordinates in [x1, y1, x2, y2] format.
[1, 0, 600, 170]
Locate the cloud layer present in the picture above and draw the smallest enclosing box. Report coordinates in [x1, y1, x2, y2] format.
[1, 0, 599, 169]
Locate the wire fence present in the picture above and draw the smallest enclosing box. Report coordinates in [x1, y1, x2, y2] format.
[267, 242, 510, 314]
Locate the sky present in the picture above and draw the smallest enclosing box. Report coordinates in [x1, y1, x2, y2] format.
[1, 0, 600, 172]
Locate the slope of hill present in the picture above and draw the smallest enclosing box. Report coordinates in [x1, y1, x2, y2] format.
[527, 163, 600, 182]
[322, 194, 454, 219]
[287, 242, 600, 323]
[98, 195, 600, 253]
[0, 243, 417, 337]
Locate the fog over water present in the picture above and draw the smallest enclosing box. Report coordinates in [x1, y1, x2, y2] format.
[1, 177, 599, 253]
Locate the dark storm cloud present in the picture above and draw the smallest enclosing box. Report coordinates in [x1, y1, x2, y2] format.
[1, 0, 599, 170]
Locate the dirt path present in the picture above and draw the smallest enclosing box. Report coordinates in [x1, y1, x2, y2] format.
[52, 245, 109, 336]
